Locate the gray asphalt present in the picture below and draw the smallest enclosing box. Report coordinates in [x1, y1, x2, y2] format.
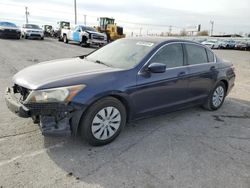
[0, 38, 250, 188]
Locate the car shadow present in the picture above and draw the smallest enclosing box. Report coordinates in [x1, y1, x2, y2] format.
[0, 37, 21, 40]
[44, 97, 250, 187]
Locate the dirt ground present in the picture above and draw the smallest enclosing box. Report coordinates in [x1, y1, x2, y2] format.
[0, 38, 249, 188]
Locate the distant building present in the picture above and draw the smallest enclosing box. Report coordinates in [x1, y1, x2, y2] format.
[211, 34, 242, 37]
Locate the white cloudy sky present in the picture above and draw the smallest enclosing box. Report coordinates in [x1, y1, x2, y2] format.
[0, 0, 249, 35]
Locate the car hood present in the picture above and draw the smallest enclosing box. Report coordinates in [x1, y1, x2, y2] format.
[23, 28, 43, 32]
[85, 30, 105, 36]
[0, 26, 20, 31]
[13, 58, 120, 90]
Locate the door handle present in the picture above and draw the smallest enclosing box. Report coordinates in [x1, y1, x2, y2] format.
[210, 66, 216, 70]
[178, 71, 186, 77]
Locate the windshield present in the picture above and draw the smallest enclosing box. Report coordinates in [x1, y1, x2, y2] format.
[82, 26, 96, 32]
[86, 39, 156, 69]
[0, 22, 17, 28]
[24, 24, 40, 29]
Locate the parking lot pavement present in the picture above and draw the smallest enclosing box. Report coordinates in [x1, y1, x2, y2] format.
[0, 38, 250, 188]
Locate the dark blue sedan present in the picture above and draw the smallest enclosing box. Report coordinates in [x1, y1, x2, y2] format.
[0, 21, 21, 39]
[5, 38, 235, 145]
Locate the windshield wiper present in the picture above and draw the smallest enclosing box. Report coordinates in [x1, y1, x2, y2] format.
[95, 60, 110, 67]
[83, 57, 111, 67]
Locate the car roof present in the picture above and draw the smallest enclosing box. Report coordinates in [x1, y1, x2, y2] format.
[124, 37, 201, 46]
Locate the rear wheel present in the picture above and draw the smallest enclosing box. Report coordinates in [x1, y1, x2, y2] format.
[203, 82, 226, 111]
[79, 97, 126, 146]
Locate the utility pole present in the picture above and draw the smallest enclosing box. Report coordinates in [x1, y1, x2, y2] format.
[210, 20, 214, 36]
[84, 14, 86, 25]
[168, 25, 172, 36]
[25, 7, 29, 24]
[139, 27, 142, 36]
[74, 0, 77, 25]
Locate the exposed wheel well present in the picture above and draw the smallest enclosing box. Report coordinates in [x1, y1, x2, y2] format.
[82, 35, 87, 42]
[76, 95, 131, 135]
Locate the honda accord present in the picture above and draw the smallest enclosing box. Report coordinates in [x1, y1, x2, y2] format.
[5, 38, 235, 145]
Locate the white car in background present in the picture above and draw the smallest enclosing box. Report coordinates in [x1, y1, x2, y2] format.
[201, 40, 220, 49]
[21, 24, 44, 40]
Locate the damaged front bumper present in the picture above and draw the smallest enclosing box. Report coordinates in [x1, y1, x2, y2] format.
[87, 38, 107, 45]
[5, 87, 86, 136]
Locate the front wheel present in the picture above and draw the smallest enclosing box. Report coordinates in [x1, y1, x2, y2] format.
[79, 97, 126, 146]
[203, 82, 226, 111]
[63, 35, 68, 43]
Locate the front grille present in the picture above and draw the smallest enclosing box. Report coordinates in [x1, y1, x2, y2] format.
[3, 29, 17, 33]
[91, 34, 104, 40]
[13, 84, 30, 101]
[30, 34, 41, 37]
[0, 29, 19, 37]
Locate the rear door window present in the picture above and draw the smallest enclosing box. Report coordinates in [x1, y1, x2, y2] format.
[185, 44, 208, 65]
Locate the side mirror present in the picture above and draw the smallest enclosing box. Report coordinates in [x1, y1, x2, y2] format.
[148, 63, 166, 73]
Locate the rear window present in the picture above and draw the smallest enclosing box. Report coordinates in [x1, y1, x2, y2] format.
[185, 44, 208, 65]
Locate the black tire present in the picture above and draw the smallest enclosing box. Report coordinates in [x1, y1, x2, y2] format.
[80, 36, 89, 47]
[203, 82, 226, 111]
[79, 97, 126, 146]
[41, 37, 44, 40]
[63, 34, 68, 43]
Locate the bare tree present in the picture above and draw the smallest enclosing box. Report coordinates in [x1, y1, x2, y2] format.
[197, 30, 209, 36]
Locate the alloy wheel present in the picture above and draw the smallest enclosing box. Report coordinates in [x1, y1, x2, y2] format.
[212, 86, 225, 107]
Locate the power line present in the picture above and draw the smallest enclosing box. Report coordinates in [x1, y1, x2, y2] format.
[0, 2, 182, 29]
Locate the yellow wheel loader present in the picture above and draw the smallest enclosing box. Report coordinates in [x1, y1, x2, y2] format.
[96, 17, 125, 42]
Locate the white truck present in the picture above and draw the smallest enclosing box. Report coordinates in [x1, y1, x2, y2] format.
[61, 25, 107, 47]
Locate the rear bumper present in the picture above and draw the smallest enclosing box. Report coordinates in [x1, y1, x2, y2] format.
[226, 71, 236, 95]
[5, 87, 86, 136]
